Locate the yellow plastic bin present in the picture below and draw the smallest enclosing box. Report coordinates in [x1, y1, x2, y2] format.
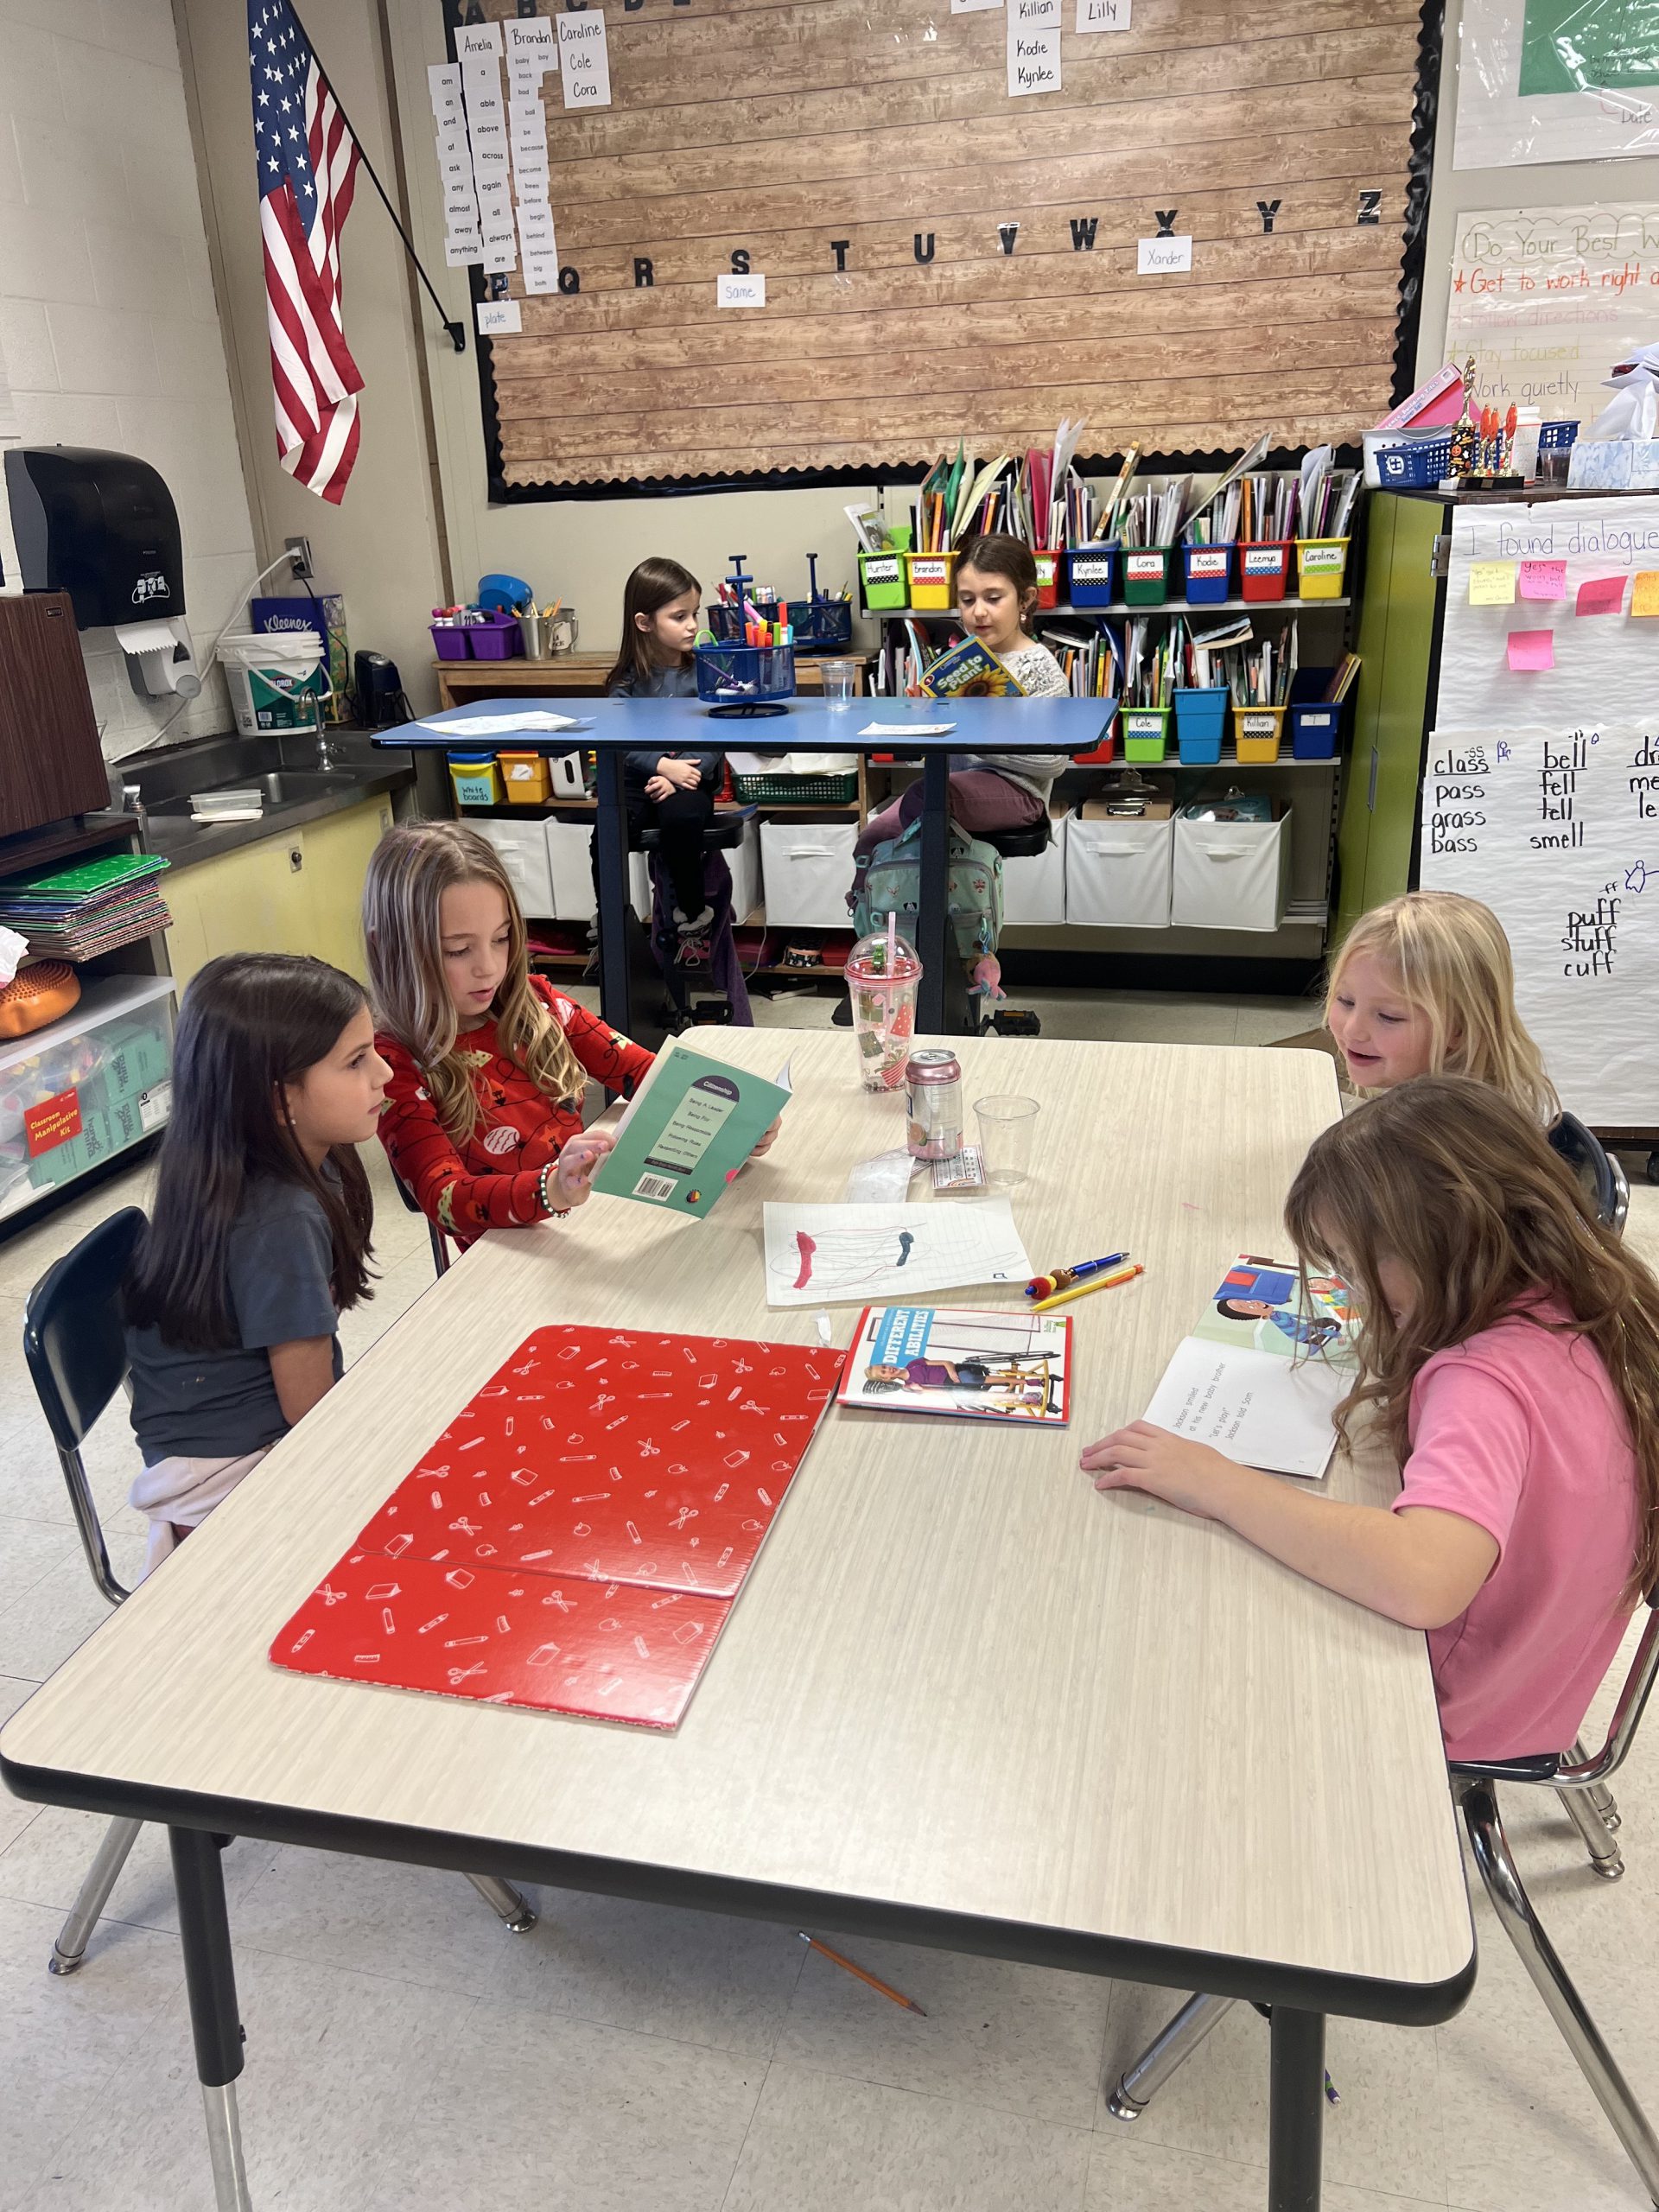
[499, 750, 553, 804]
[1294, 537, 1350, 600]
[905, 551, 959, 609]
[448, 751, 504, 807]
[1232, 705, 1286, 763]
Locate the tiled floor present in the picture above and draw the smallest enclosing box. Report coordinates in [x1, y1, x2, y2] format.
[1, 994, 1657, 2210]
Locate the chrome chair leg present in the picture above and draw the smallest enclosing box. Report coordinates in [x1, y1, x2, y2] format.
[1570, 1736, 1621, 1833]
[1461, 1778, 1659, 2204]
[1558, 1780, 1625, 1881]
[1105, 1993, 1234, 2120]
[465, 1872, 537, 1932]
[48, 1815, 143, 1974]
[202, 2081, 252, 2211]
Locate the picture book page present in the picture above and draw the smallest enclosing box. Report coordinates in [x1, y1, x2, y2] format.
[763, 1200, 1032, 1306]
[1143, 1340, 1347, 1481]
[1190, 1256, 1358, 1365]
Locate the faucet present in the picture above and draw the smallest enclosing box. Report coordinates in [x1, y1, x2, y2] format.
[311, 693, 340, 771]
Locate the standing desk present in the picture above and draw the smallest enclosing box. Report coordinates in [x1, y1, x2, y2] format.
[374, 696, 1115, 1037]
[0, 1033, 1474, 2211]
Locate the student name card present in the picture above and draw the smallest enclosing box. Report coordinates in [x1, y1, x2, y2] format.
[1007, 0, 1062, 94]
[558, 10, 612, 109]
[1077, 0, 1130, 23]
[1138, 234, 1193, 274]
[951, 0, 1001, 10]
[454, 20, 503, 58]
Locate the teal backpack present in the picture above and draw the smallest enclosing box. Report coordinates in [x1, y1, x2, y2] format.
[849, 816, 1003, 960]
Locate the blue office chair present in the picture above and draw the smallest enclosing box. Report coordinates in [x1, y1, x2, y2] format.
[1103, 1591, 1659, 2204]
[1549, 1111, 1630, 1236]
[22, 1210, 532, 1976]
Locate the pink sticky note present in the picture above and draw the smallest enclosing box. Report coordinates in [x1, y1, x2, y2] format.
[1518, 559, 1567, 601]
[1576, 575, 1627, 615]
[1508, 629, 1554, 671]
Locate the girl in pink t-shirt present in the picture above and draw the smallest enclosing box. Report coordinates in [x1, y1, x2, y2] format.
[1082, 1075, 1659, 1763]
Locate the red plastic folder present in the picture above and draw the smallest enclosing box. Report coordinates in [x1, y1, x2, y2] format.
[274, 1549, 729, 1730]
[270, 1326, 844, 1728]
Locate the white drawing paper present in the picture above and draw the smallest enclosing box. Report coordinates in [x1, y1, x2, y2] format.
[763, 1201, 1033, 1307]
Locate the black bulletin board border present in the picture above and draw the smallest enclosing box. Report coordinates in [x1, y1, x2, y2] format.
[448, 0, 1446, 506]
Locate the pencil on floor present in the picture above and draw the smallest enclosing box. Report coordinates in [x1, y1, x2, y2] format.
[799, 1932, 927, 2015]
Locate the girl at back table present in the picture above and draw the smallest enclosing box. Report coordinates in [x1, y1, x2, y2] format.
[1084, 1077, 1659, 1764]
[598, 556, 723, 959]
[124, 954, 387, 1574]
[1325, 889, 1556, 1119]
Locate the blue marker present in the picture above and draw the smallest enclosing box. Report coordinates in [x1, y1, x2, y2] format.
[1026, 1249, 1129, 1300]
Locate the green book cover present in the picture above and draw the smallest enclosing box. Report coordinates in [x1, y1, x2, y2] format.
[593, 1039, 789, 1219]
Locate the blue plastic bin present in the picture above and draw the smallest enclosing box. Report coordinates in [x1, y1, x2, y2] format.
[1065, 544, 1120, 606]
[694, 640, 796, 711]
[1289, 666, 1342, 759]
[1373, 436, 1452, 488]
[1173, 686, 1228, 763]
[1182, 543, 1233, 604]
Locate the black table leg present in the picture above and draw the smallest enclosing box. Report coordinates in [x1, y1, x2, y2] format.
[1268, 2005, 1325, 2211]
[170, 1827, 251, 2209]
[594, 749, 632, 1033]
[916, 749, 951, 1035]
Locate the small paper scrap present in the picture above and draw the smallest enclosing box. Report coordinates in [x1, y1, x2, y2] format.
[1518, 558, 1567, 601]
[1633, 571, 1659, 617]
[1507, 629, 1554, 671]
[858, 721, 957, 737]
[1468, 561, 1516, 607]
[1576, 575, 1627, 616]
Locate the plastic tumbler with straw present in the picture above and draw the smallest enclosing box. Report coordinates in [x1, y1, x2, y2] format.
[844, 918, 920, 1091]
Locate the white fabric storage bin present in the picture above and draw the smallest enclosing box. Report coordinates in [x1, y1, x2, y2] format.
[759, 818, 858, 927]
[726, 816, 760, 922]
[544, 817, 651, 922]
[1001, 812, 1067, 925]
[547, 750, 585, 798]
[468, 816, 556, 921]
[1171, 813, 1290, 931]
[1065, 816, 1172, 928]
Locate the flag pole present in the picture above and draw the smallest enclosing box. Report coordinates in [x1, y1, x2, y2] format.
[288, 1, 467, 353]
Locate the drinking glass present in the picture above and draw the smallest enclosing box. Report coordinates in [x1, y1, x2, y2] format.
[974, 1094, 1040, 1186]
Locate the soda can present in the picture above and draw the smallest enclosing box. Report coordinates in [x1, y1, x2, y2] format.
[905, 1048, 963, 1160]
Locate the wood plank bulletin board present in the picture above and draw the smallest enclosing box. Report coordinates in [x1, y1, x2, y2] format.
[443, 0, 1437, 494]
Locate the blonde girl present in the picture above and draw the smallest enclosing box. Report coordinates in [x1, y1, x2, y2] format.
[1325, 890, 1556, 1120]
[1084, 1077, 1659, 1762]
[364, 822, 645, 1244]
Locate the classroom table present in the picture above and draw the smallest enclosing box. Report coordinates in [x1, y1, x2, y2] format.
[373, 695, 1115, 1036]
[0, 1033, 1474, 2212]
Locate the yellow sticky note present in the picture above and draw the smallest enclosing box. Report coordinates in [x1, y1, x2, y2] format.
[1633, 571, 1659, 617]
[1469, 561, 1517, 607]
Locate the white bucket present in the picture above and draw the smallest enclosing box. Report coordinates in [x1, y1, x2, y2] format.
[218, 629, 326, 736]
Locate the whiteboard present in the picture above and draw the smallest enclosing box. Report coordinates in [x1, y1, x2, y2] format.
[1437, 497, 1659, 732]
[1418, 724, 1659, 1124]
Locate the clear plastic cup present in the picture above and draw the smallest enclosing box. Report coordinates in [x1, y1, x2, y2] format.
[975, 1094, 1040, 1185]
[844, 931, 921, 1091]
[821, 660, 857, 708]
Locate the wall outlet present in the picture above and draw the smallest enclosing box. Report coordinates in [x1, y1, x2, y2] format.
[284, 535, 314, 582]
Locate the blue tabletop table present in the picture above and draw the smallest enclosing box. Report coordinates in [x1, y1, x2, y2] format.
[375, 696, 1115, 1035]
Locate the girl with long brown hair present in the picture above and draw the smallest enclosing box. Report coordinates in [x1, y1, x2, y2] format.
[1083, 1077, 1659, 1761]
[364, 822, 640, 1244]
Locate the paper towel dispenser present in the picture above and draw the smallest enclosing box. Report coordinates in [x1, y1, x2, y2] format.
[4, 446, 200, 699]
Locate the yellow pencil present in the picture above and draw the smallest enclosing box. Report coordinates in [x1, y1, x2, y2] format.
[1032, 1263, 1142, 1313]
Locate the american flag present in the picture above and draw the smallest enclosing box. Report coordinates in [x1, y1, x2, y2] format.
[249, 0, 363, 505]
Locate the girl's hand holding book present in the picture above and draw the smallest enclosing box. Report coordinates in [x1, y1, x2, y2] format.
[551, 1130, 613, 1208]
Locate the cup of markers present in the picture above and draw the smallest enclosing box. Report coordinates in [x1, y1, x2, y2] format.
[1026, 1251, 1143, 1312]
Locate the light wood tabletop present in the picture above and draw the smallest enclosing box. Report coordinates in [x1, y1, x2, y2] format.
[1, 1032, 1472, 2018]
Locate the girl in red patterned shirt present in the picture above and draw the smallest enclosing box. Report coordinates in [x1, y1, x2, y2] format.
[364, 821, 646, 1244]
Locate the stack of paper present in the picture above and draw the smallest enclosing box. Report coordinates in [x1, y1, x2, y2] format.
[0, 852, 171, 962]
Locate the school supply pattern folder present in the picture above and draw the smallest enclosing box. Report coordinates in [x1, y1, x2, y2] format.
[919, 637, 1028, 700]
[838, 1306, 1071, 1423]
[592, 1037, 790, 1219]
[270, 1325, 843, 1728]
[1141, 1256, 1358, 1480]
